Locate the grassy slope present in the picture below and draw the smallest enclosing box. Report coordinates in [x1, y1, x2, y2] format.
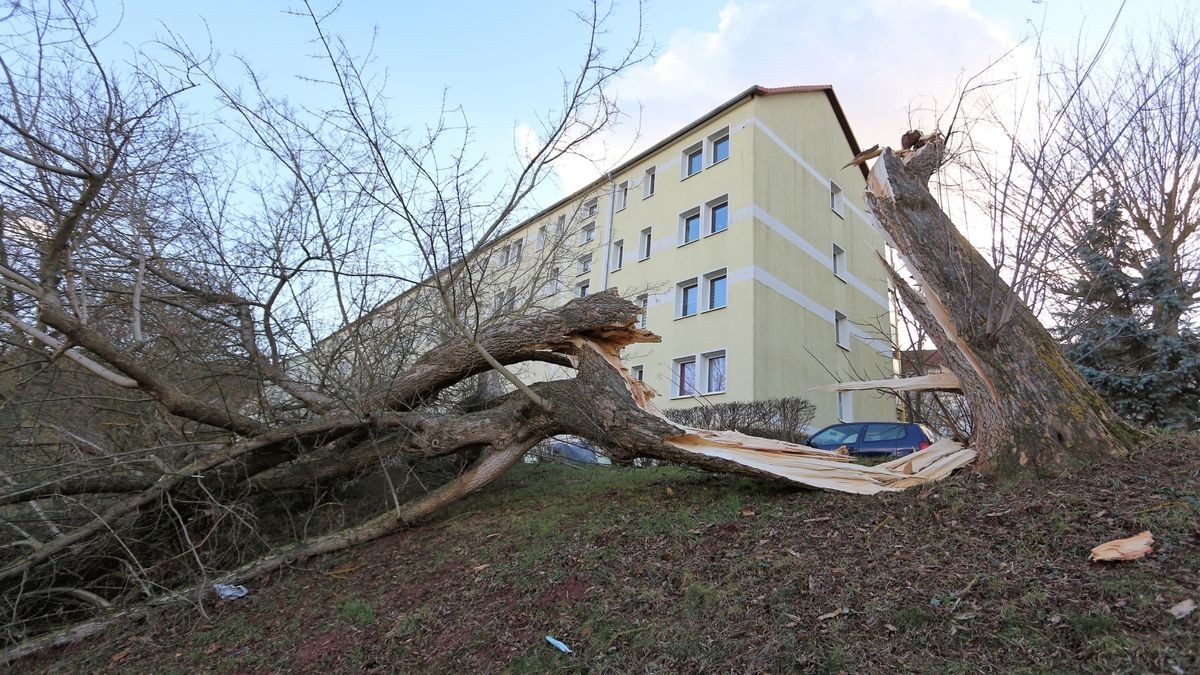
[25, 438, 1200, 674]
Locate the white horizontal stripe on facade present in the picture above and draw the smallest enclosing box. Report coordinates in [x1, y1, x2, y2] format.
[752, 206, 889, 309]
[750, 117, 890, 242]
[645, 265, 891, 355]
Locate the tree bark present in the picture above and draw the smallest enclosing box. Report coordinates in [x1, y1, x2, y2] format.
[866, 143, 1142, 474]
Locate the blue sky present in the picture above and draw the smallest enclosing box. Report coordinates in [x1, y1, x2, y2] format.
[98, 0, 1182, 205]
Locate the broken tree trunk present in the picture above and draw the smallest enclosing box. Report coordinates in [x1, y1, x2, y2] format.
[865, 142, 1142, 474]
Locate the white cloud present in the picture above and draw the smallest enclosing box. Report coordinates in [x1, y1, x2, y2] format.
[542, 0, 1024, 194]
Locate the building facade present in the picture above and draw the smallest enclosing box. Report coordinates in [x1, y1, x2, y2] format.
[489, 85, 897, 428]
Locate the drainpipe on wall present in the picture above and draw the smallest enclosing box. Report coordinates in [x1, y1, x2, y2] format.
[600, 172, 618, 290]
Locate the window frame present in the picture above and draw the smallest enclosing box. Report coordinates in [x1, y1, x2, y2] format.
[680, 207, 702, 246]
[682, 142, 704, 179]
[676, 279, 700, 318]
[673, 356, 698, 397]
[830, 181, 845, 219]
[616, 181, 629, 211]
[577, 253, 593, 276]
[580, 222, 596, 245]
[837, 391, 854, 422]
[832, 242, 847, 280]
[834, 310, 850, 350]
[630, 364, 644, 382]
[584, 197, 599, 218]
[536, 225, 548, 251]
[708, 127, 730, 166]
[610, 239, 624, 272]
[637, 293, 648, 328]
[642, 166, 656, 198]
[703, 269, 728, 311]
[706, 196, 729, 236]
[576, 280, 590, 298]
[702, 350, 727, 395]
[638, 227, 652, 260]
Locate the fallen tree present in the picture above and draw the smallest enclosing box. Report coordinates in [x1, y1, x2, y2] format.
[0, 291, 976, 662]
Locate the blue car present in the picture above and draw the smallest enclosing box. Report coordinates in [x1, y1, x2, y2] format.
[807, 422, 937, 457]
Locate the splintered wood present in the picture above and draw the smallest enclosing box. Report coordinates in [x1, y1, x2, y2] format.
[578, 334, 978, 495]
[810, 372, 962, 393]
[1089, 531, 1154, 562]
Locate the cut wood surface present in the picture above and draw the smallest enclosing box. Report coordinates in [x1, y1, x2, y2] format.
[811, 372, 962, 393]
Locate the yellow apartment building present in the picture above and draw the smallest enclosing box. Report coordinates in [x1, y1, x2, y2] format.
[485, 85, 897, 428]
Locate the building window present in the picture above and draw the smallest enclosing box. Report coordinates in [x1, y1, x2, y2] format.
[536, 225, 548, 251]
[555, 214, 567, 232]
[584, 198, 599, 218]
[639, 227, 652, 260]
[630, 364, 644, 382]
[837, 391, 853, 422]
[681, 208, 701, 245]
[704, 270, 727, 310]
[510, 239, 523, 265]
[830, 181, 845, 218]
[703, 350, 727, 393]
[835, 310, 850, 350]
[683, 143, 703, 178]
[643, 166, 656, 198]
[832, 243, 846, 280]
[611, 240, 624, 271]
[616, 181, 629, 211]
[580, 223, 596, 244]
[708, 197, 729, 235]
[709, 128, 730, 165]
[578, 253, 593, 275]
[577, 280, 590, 297]
[502, 286, 517, 312]
[674, 357, 697, 396]
[677, 280, 699, 317]
[637, 293, 648, 328]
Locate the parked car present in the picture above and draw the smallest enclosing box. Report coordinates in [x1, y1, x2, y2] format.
[807, 422, 937, 457]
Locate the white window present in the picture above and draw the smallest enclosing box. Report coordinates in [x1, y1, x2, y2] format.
[580, 223, 596, 244]
[642, 166, 656, 198]
[555, 214, 567, 232]
[672, 350, 728, 397]
[577, 253, 593, 275]
[616, 181, 629, 211]
[577, 280, 590, 297]
[683, 142, 703, 178]
[835, 310, 850, 350]
[536, 225, 548, 251]
[541, 267, 564, 297]
[706, 196, 729, 235]
[674, 357, 697, 396]
[610, 240, 624, 271]
[680, 207, 701, 245]
[704, 269, 727, 311]
[639, 227, 652, 260]
[509, 239, 523, 265]
[630, 365, 644, 382]
[584, 198, 599, 218]
[830, 181, 845, 218]
[832, 243, 846, 280]
[837, 391, 854, 422]
[502, 286, 518, 312]
[676, 280, 699, 317]
[708, 128, 730, 165]
[703, 350, 727, 393]
[637, 293, 648, 328]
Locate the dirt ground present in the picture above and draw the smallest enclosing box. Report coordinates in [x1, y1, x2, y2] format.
[20, 436, 1200, 673]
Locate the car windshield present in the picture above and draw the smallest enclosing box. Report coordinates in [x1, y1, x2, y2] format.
[811, 425, 860, 445]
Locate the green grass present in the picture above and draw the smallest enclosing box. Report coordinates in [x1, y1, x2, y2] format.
[20, 438, 1200, 674]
